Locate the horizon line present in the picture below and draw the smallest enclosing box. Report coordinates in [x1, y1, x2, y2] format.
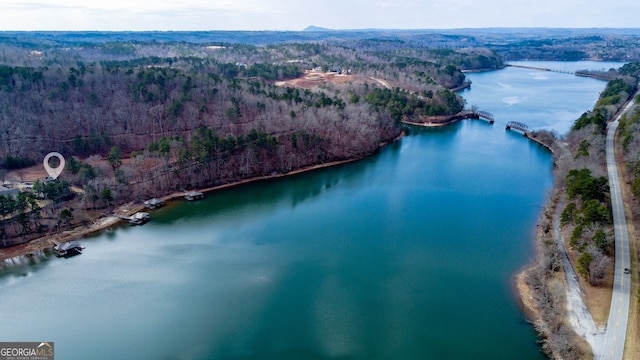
[2, 26, 640, 33]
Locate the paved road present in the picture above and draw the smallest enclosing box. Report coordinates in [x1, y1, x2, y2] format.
[598, 97, 635, 360]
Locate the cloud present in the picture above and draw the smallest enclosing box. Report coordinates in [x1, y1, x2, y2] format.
[1, 0, 289, 30]
[1, 0, 639, 30]
[3, 1, 77, 11]
[4, 0, 281, 15]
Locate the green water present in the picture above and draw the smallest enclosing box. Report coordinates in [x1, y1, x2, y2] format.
[0, 61, 623, 359]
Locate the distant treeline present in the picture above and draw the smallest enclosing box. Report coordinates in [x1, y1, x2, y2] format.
[1, 29, 638, 61]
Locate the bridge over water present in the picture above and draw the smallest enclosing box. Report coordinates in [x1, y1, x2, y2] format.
[475, 111, 494, 124]
[506, 64, 575, 75]
[506, 64, 612, 80]
[505, 121, 530, 135]
[458, 110, 494, 124]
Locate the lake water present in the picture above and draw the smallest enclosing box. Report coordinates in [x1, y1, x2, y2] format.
[0, 61, 624, 359]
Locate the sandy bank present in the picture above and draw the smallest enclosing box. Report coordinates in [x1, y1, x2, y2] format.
[515, 266, 542, 325]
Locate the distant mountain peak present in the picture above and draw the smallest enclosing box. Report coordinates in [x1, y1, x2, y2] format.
[303, 25, 333, 32]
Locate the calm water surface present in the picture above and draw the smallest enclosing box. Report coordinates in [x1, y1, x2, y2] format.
[464, 61, 625, 134]
[0, 62, 624, 359]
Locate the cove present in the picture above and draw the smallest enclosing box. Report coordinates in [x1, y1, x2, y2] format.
[0, 61, 623, 359]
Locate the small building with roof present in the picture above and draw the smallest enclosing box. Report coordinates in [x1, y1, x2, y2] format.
[144, 198, 165, 209]
[184, 191, 204, 201]
[53, 241, 84, 257]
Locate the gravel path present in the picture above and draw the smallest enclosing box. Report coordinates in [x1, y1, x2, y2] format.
[554, 195, 605, 356]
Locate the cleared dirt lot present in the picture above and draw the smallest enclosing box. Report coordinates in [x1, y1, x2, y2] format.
[275, 71, 362, 89]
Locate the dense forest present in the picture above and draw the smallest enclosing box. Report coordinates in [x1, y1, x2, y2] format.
[0, 33, 505, 244]
[618, 62, 640, 262]
[560, 63, 639, 286]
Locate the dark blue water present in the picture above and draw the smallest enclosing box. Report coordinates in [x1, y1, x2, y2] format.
[0, 61, 622, 359]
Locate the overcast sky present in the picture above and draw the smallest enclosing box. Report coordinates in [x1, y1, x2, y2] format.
[1, 0, 638, 31]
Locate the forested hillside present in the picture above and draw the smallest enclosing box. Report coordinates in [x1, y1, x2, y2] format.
[0, 40, 479, 166]
[618, 62, 640, 234]
[560, 63, 639, 284]
[0, 35, 499, 243]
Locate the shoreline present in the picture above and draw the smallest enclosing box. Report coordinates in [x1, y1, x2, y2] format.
[512, 211, 547, 328]
[514, 264, 541, 327]
[524, 133, 555, 154]
[514, 175, 600, 358]
[513, 190, 570, 359]
[461, 66, 506, 74]
[0, 134, 405, 263]
[514, 197, 554, 335]
[401, 111, 490, 128]
[450, 81, 472, 92]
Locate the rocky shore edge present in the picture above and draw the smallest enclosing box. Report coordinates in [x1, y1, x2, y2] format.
[515, 189, 593, 359]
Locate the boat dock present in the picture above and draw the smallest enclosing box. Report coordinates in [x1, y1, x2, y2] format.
[117, 212, 151, 225]
[52, 240, 84, 257]
[184, 190, 204, 201]
[143, 198, 165, 209]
